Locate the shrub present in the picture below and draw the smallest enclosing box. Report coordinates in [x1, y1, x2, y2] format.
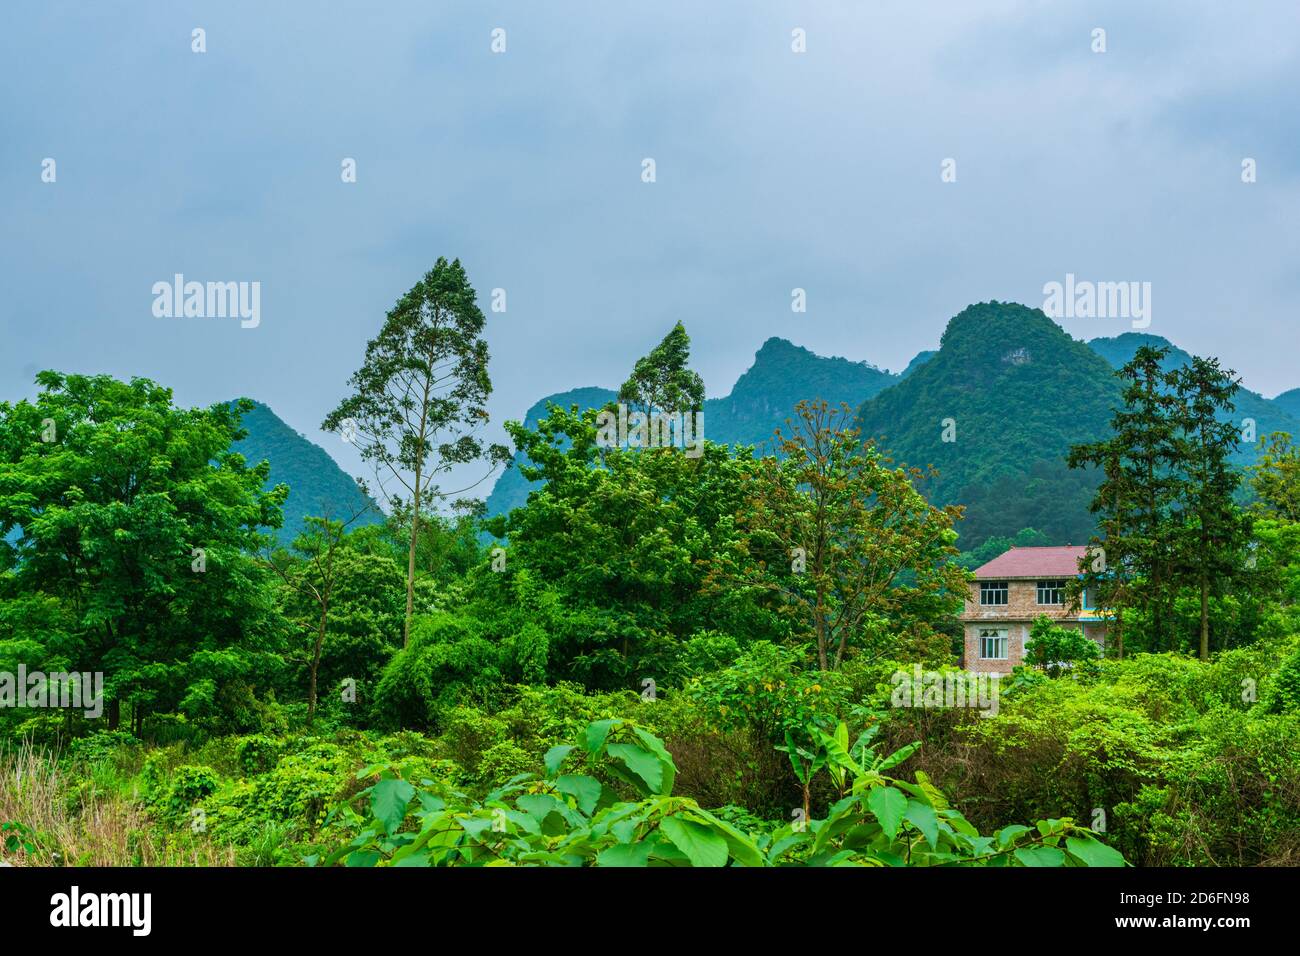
[371, 613, 504, 730]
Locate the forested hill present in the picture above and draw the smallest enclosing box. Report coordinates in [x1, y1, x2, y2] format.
[484, 338, 899, 519]
[230, 401, 382, 544]
[1087, 332, 1300, 463]
[1271, 387, 1300, 420]
[480, 308, 1297, 550]
[855, 301, 1123, 548]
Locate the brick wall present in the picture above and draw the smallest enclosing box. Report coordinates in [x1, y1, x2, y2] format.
[960, 579, 1104, 674]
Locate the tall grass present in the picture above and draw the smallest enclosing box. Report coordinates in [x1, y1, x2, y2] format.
[0, 739, 234, 867]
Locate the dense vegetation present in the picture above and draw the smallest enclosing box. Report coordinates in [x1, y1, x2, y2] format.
[1, 277, 1297, 868]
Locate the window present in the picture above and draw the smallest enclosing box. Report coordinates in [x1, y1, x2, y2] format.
[1036, 579, 1066, 605]
[1082, 586, 1097, 610]
[979, 581, 1008, 605]
[979, 628, 1008, 660]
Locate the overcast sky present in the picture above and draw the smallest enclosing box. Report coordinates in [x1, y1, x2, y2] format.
[4, 1, 1299, 492]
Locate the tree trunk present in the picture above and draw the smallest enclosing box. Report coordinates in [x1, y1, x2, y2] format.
[108, 698, 120, 731]
[1199, 569, 1210, 661]
[308, 603, 328, 726]
[404, 473, 421, 648]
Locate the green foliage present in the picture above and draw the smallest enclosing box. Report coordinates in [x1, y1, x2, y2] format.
[0, 374, 289, 734]
[321, 718, 1123, 867]
[371, 613, 503, 730]
[1024, 615, 1102, 676]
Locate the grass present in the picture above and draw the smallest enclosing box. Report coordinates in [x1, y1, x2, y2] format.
[0, 739, 235, 866]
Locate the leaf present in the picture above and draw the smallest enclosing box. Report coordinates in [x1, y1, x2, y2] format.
[584, 719, 619, 754]
[596, 842, 653, 867]
[544, 744, 575, 777]
[875, 741, 920, 772]
[903, 799, 939, 849]
[606, 743, 665, 795]
[659, 816, 729, 868]
[995, 824, 1032, 849]
[632, 727, 677, 796]
[555, 774, 603, 816]
[868, 787, 908, 840]
[1014, 845, 1067, 867]
[370, 777, 416, 836]
[1065, 836, 1126, 867]
[517, 793, 562, 824]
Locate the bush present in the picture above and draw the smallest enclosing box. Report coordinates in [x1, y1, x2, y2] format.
[371, 613, 504, 730]
[1024, 615, 1102, 676]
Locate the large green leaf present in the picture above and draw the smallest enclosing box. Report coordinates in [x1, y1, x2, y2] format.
[555, 774, 603, 816]
[1065, 836, 1126, 867]
[544, 744, 575, 777]
[903, 799, 939, 849]
[868, 786, 908, 840]
[584, 719, 619, 754]
[659, 816, 729, 868]
[1014, 845, 1067, 867]
[370, 778, 416, 836]
[606, 743, 665, 795]
[596, 842, 653, 867]
[875, 742, 920, 772]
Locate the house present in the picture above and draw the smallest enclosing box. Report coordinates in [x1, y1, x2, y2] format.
[960, 546, 1108, 674]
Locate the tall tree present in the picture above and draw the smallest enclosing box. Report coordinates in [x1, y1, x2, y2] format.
[616, 321, 705, 418]
[323, 258, 509, 645]
[1169, 356, 1250, 659]
[1070, 345, 1181, 652]
[712, 401, 968, 671]
[0, 374, 287, 734]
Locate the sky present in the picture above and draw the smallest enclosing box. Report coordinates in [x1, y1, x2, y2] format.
[3, 1, 1299, 495]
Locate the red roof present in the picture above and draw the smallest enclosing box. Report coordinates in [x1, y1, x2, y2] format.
[972, 546, 1088, 579]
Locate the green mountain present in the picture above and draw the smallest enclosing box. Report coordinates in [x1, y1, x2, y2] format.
[484, 338, 898, 519]
[855, 302, 1122, 548]
[1271, 388, 1300, 420]
[230, 401, 382, 543]
[899, 350, 938, 379]
[1087, 332, 1300, 465]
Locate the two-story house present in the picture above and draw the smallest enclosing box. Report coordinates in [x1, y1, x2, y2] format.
[961, 545, 1108, 674]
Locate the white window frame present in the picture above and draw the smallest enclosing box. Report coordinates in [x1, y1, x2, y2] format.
[1036, 579, 1066, 605]
[979, 581, 1008, 606]
[978, 628, 1008, 660]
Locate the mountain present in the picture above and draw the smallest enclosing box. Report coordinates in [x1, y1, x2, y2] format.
[855, 302, 1122, 548]
[1271, 388, 1300, 420]
[484, 387, 618, 519]
[484, 338, 898, 519]
[230, 401, 382, 544]
[701, 337, 898, 449]
[899, 350, 938, 379]
[1087, 333, 1300, 464]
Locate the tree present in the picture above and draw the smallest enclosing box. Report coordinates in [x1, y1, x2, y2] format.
[1250, 431, 1300, 522]
[1070, 345, 1181, 653]
[263, 502, 373, 725]
[616, 321, 705, 418]
[1023, 615, 1101, 677]
[322, 258, 510, 645]
[1169, 356, 1251, 659]
[481, 404, 769, 688]
[712, 401, 968, 671]
[0, 373, 287, 735]
[1072, 347, 1252, 658]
